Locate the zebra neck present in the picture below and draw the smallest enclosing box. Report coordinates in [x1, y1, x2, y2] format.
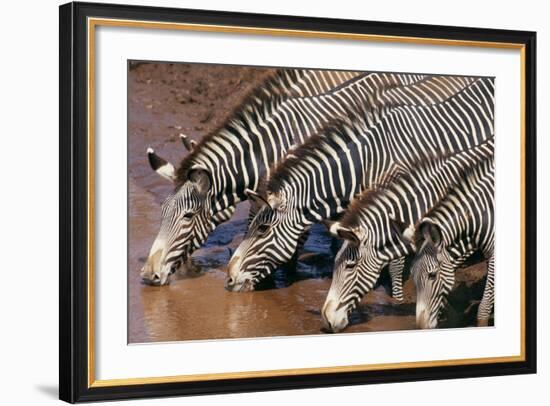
[349, 142, 494, 254]
[424, 159, 494, 253]
[302, 177, 365, 223]
[446, 238, 477, 268]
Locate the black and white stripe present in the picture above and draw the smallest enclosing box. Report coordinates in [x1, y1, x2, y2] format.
[141, 68, 365, 285]
[143, 69, 464, 285]
[410, 151, 494, 329]
[320, 138, 494, 332]
[225, 76, 494, 293]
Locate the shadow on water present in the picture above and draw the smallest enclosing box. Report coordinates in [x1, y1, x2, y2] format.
[257, 223, 339, 290]
[192, 218, 247, 270]
[192, 219, 415, 296]
[345, 302, 417, 329]
[192, 220, 340, 290]
[308, 293, 418, 333]
[203, 218, 248, 249]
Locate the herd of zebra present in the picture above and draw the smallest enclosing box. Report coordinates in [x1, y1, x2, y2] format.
[140, 68, 495, 333]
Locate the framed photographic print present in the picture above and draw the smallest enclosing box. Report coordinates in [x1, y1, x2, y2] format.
[59, 1, 537, 403]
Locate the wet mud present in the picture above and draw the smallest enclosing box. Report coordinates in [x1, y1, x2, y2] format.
[128, 62, 488, 343]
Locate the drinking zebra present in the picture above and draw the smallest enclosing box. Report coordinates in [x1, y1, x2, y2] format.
[321, 138, 494, 332]
[225, 77, 494, 293]
[408, 153, 494, 329]
[140, 68, 365, 285]
[140, 68, 465, 286]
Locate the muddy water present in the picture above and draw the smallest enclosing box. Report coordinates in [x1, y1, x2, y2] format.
[128, 62, 486, 344]
[129, 205, 418, 343]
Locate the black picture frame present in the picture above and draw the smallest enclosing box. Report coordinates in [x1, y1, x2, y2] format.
[59, 1, 537, 403]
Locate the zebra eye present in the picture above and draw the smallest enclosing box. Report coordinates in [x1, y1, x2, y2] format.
[257, 224, 270, 234]
[427, 270, 437, 279]
[183, 212, 194, 220]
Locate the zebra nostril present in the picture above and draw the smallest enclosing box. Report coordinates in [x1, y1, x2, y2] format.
[321, 316, 334, 333]
[326, 320, 333, 332]
[227, 277, 235, 286]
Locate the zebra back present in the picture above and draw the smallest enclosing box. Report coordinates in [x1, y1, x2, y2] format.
[289, 69, 364, 96]
[276, 74, 477, 153]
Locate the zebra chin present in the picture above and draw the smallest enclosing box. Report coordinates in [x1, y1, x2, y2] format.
[140, 264, 172, 286]
[321, 300, 349, 333]
[140, 250, 185, 286]
[225, 278, 255, 292]
[225, 254, 265, 292]
[416, 306, 438, 329]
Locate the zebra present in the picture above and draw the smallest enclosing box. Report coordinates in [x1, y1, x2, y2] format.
[320, 138, 494, 333]
[408, 153, 494, 329]
[225, 76, 494, 293]
[140, 68, 472, 286]
[264, 73, 479, 284]
[141, 68, 366, 285]
[143, 69, 480, 286]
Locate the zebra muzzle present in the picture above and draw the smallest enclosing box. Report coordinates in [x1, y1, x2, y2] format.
[321, 300, 349, 333]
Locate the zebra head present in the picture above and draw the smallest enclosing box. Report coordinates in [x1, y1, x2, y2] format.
[225, 189, 302, 292]
[410, 221, 454, 329]
[141, 147, 214, 286]
[320, 222, 373, 332]
[321, 218, 414, 333]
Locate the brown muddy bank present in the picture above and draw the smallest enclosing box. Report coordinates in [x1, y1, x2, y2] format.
[128, 62, 488, 344]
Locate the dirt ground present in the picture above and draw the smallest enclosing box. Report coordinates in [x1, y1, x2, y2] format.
[127, 62, 489, 344]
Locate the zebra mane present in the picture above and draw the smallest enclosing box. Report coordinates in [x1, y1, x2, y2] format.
[175, 68, 304, 184]
[338, 187, 380, 228]
[340, 138, 494, 229]
[256, 175, 270, 196]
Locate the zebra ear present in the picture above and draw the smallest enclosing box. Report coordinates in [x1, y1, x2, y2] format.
[323, 221, 361, 246]
[322, 220, 337, 232]
[418, 221, 442, 248]
[245, 189, 271, 208]
[266, 192, 286, 211]
[179, 133, 198, 152]
[188, 165, 211, 195]
[389, 215, 415, 245]
[147, 148, 176, 182]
